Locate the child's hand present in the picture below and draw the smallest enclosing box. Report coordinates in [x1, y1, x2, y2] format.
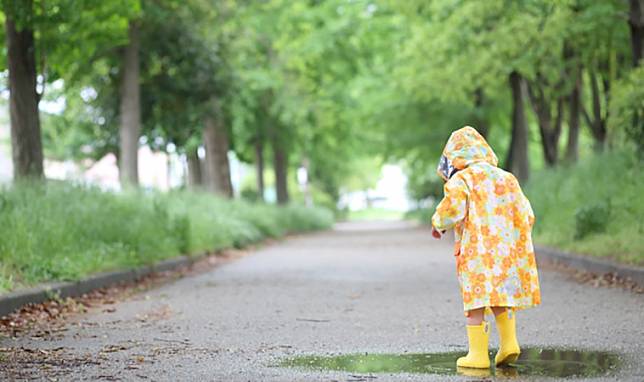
[431, 226, 445, 239]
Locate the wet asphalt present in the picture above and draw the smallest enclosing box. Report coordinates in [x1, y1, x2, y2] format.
[1, 221, 643, 381]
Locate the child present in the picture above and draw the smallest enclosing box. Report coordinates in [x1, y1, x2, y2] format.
[431, 126, 541, 369]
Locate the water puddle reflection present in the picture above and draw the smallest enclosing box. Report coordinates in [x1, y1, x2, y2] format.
[281, 347, 620, 378]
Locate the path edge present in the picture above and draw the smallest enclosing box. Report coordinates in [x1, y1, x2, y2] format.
[0, 255, 203, 318]
[536, 245, 644, 286]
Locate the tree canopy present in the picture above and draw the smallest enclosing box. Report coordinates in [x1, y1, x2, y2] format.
[1, 0, 642, 204]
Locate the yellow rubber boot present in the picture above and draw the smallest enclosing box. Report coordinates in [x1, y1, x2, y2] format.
[494, 310, 520, 366]
[456, 322, 490, 369]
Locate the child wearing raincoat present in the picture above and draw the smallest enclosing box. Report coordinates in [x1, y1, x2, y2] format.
[431, 126, 541, 370]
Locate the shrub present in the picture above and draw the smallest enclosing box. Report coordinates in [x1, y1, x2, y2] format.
[240, 187, 261, 202]
[574, 202, 611, 240]
[609, 66, 644, 156]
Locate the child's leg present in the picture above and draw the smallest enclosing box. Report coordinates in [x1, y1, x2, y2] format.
[466, 307, 486, 325]
[491, 306, 507, 317]
[491, 306, 520, 366]
[458, 307, 490, 368]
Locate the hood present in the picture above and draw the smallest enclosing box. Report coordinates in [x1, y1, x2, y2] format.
[437, 126, 498, 181]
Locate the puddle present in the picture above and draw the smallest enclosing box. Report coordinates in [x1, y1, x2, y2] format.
[281, 348, 620, 378]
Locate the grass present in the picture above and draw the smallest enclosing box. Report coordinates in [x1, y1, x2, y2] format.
[0, 182, 334, 293]
[404, 207, 433, 225]
[525, 149, 644, 265]
[348, 208, 405, 221]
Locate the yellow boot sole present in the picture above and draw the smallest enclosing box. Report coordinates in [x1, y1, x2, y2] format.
[457, 357, 491, 369]
[495, 350, 520, 366]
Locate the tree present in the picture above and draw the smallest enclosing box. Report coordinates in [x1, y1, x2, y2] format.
[203, 101, 233, 197]
[506, 72, 530, 181]
[566, 62, 582, 163]
[3, 0, 44, 178]
[271, 124, 289, 204]
[118, 20, 141, 186]
[390, 0, 538, 179]
[186, 145, 203, 189]
[10, 0, 640, 207]
[1, 0, 138, 180]
[137, 0, 228, 194]
[573, 0, 631, 151]
[630, 0, 644, 66]
[526, 75, 564, 167]
[37, 0, 229, 194]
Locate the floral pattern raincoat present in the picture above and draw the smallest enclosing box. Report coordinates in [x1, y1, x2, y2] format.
[431, 126, 541, 312]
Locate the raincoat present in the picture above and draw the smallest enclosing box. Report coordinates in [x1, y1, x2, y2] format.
[431, 126, 541, 312]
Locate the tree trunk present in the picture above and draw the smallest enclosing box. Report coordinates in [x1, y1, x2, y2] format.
[199, 155, 208, 186]
[630, 0, 644, 66]
[119, 21, 141, 187]
[5, 3, 44, 179]
[203, 112, 233, 197]
[255, 138, 265, 201]
[566, 71, 581, 163]
[472, 88, 489, 138]
[272, 131, 289, 204]
[186, 146, 202, 189]
[526, 75, 563, 167]
[530, 97, 563, 167]
[505, 71, 530, 182]
[539, 124, 560, 167]
[534, 114, 557, 166]
[581, 70, 608, 151]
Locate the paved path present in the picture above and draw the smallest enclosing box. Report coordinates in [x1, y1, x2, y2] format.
[1, 221, 643, 381]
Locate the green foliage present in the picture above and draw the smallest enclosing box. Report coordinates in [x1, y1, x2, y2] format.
[40, 0, 229, 160]
[342, 158, 382, 193]
[405, 167, 444, 203]
[139, 0, 229, 152]
[41, 80, 120, 161]
[574, 202, 611, 239]
[0, 183, 333, 292]
[21, 0, 639, 209]
[0, 0, 140, 80]
[526, 149, 644, 264]
[609, 66, 644, 155]
[240, 187, 261, 203]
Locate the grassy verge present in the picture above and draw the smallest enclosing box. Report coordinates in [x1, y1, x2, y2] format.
[0, 182, 334, 293]
[525, 149, 643, 266]
[404, 207, 433, 225]
[348, 208, 405, 221]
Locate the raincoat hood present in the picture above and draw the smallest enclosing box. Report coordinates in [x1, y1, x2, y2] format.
[437, 126, 498, 181]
